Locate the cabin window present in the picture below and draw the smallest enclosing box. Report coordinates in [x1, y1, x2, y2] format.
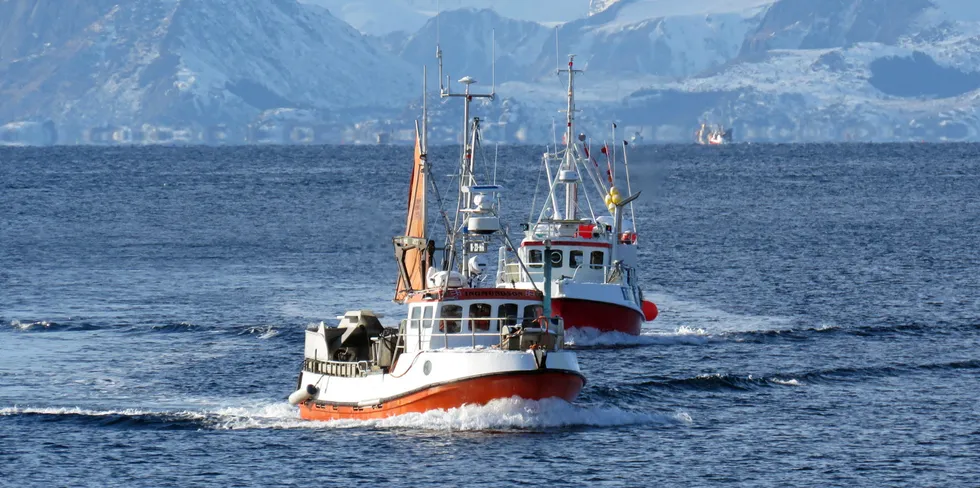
[549, 250, 563, 268]
[528, 249, 543, 268]
[422, 306, 434, 329]
[590, 251, 604, 269]
[498, 303, 518, 327]
[410, 305, 422, 329]
[469, 303, 492, 331]
[570, 250, 584, 268]
[440, 305, 462, 334]
[521, 304, 543, 327]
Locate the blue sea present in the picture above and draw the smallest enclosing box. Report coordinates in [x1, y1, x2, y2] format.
[1, 144, 978, 487]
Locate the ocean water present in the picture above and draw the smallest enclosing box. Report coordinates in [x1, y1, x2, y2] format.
[1, 144, 978, 487]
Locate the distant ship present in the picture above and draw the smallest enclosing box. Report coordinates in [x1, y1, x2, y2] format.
[696, 124, 733, 145]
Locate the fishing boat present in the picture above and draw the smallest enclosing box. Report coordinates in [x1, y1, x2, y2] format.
[696, 124, 733, 145]
[494, 55, 658, 336]
[288, 63, 584, 421]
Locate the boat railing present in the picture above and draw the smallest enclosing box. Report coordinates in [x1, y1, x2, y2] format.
[303, 358, 372, 377]
[568, 263, 610, 283]
[530, 223, 576, 240]
[498, 260, 623, 286]
[403, 315, 564, 350]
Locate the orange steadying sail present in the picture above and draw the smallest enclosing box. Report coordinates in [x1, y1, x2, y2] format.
[394, 129, 426, 301]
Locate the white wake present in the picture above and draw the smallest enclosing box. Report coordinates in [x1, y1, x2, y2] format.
[1, 398, 692, 432]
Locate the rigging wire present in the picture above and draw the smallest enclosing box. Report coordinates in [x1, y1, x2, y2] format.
[528, 152, 546, 225]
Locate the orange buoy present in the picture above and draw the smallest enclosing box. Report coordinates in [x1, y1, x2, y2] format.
[642, 300, 659, 322]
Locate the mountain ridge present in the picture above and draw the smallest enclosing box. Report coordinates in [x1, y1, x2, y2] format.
[4, 0, 980, 144]
[0, 0, 414, 143]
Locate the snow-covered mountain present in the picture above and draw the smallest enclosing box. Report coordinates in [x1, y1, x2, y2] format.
[0, 0, 414, 143]
[397, 8, 550, 84]
[5, 0, 980, 144]
[406, 0, 980, 143]
[547, 0, 773, 78]
[611, 0, 980, 142]
[300, 0, 591, 35]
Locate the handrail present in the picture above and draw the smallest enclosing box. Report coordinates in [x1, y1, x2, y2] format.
[521, 260, 640, 285]
[513, 262, 627, 282]
[405, 315, 564, 350]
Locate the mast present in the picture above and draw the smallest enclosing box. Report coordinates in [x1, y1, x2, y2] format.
[438, 41, 494, 274]
[462, 115, 481, 270]
[421, 65, 427, 245]
[558, 55, 583, 220]
[422, 65, 428, 155]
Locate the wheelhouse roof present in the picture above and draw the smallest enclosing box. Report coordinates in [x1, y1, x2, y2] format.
[405, 287, 542, 303]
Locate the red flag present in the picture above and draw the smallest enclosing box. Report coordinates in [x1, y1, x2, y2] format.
[604, 145, 613, 184]
[583, 145, 600, 169]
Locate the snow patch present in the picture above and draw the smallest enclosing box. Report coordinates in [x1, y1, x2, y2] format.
[612, 0, 773, 21]
[302, 0, 591, 35]
[928, 0, 980, 22]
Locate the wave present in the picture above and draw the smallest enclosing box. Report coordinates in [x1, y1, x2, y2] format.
[239, 325, 280, 339]
[147, 322, 202, 333]
[10, 319, 55, 331]
[646, 358, 980, 392]
[0, 406, 208, 430]
[6, 319, 297, 340]
[7, 320, 202, 334]
[706, 321, 966, 343]
[634, 358, 978, 393]
[644, 373, 806, 391]
[916, 359, 980, 371]
[140, 322, 301, 340]
[563, 322, 844, 348]
[640, 291, 979, 342]
[847, 322, 934, 337]
[642, 291, 798, 335]
[0, 398, 692, 432]
[564, 326, 714, 348]
[769, 378, 802, 386]
[7, 319, 104, 332]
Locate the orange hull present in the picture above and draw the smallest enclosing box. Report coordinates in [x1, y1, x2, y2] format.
[299, 371, 585, 421]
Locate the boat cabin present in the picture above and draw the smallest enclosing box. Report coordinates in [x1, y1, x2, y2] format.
[497, 220, 638, 287]
[403, 288, 546, 351]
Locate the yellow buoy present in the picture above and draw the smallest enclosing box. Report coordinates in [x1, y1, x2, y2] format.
[611, 194, 622, 205]
[610, 186, 620, 197]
